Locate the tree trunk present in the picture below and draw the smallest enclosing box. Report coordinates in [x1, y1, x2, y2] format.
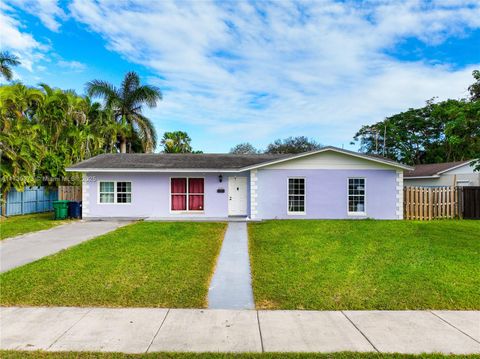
[120, 138, 127, 153]
[1, 190, 7, 217]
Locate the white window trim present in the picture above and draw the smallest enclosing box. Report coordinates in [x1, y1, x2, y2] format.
[347, 177, 366, 216]
[97, 180, 132, 205]
[169, 177, 205, 213]
[287, 177, 306, 215]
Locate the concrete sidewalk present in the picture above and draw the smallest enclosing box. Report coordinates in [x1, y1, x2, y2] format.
[0, 221, 130, 273]
[1, 307, 478, 354]
[208, 222, 254, 309]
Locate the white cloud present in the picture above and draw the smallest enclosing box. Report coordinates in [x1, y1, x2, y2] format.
[6, 0, 65, 31]
[0, 4, 47, 70]
[12, 0, 480, 150]
[57, 59, 86, 72]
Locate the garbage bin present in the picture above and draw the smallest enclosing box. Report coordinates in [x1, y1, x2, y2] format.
[68, 201, 82, 219]
[53, 200, 69, 220]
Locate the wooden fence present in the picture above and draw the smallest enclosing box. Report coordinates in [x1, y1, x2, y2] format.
[58, 186, 82, 201]
[404, 186, 459, 220]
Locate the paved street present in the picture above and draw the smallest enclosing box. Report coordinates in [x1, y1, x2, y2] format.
[1, 307, 478, 354]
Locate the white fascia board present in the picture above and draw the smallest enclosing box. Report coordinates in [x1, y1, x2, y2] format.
[240, 147, 413, 171]
[65, 168, 241, 173]
[436, 160, 478, 175]
[404, 175, 440, 179]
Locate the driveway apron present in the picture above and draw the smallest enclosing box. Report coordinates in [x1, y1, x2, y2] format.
[208, 222, 254, 309]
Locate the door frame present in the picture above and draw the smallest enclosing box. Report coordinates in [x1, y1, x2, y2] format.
[228, 176, 248, 216]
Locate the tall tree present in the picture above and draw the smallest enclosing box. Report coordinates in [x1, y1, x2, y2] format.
[265, 136, 322, 154]
[230, 142, 260, 154]
[352, 71, 480, 166]
[160, 131, 193, 153]
[468, 70, 480, 102]
[0, 82, 113, 201]
[86, 71, 162, 153]
[0, 51, 20, 81]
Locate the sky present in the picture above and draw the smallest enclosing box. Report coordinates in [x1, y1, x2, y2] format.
[1, 0, 479, 153]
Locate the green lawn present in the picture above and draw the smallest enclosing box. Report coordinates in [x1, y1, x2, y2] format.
[0, 212, 67, 240]
[249, 220, 480, 310]
[1, 351, 477, 359]
[0, 222, 226, 308]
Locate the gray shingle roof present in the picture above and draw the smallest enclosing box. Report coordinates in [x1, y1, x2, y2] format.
[67, 146, 412, 172]
[68, 153, 292, 170]
[404, 160, 472, 177]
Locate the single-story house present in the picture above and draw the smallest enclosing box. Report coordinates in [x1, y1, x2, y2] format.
[66, 146, 411, 220]
[404, 160, 479, 187]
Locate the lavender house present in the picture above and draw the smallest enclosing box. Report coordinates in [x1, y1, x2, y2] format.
[67, 146, 411, 220]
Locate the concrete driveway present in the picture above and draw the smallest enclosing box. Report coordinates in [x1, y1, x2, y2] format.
[0, 220, 131, 273]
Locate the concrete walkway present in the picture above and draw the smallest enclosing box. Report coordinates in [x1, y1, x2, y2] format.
[0, 307, 478, 354]
[208, 222, 254, 309]
[0, 221, 130, 273]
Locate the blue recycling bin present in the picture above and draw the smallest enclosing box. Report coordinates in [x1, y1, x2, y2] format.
[68, 201, 82, 219]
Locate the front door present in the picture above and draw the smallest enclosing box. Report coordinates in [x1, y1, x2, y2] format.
[228, 176, 247, 216]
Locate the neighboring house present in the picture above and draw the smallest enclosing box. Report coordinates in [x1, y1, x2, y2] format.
[66, 146, 411, 220]
[404, 160, 479, 187]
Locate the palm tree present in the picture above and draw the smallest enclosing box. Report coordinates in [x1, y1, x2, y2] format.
[86, 71, 162, 153]
[0, 52, 21, 81]
[160, 131, 193, 153]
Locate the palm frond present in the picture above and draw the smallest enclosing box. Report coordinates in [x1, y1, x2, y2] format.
[85, 80, 119, 109]
[133, 114, 157, 152]
[121, 71, 140, 99]
[0, 51, 21, 66]
[0, 52, 20, 81]
[129, 85, 162, 109]
[0, 67, 13, 81]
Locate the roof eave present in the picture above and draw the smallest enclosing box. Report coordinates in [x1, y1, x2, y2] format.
[65, 167, 242, 173]
[436, 159, 477, 175]
[404, 175, 441, 179]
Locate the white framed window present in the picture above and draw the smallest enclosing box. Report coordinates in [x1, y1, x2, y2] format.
[170, 177, 204, 212]
[348, 178, 366, 215]
[288, 177, 305, 214]
[99, 181, 131, 204]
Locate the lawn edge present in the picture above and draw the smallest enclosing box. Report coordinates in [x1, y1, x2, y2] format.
[0, 213, 71, 241]
[0, 349, 478, 358]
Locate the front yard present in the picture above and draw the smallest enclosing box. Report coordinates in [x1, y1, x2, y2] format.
[0, 222, 226, 308]
[249, 220, 480, 310]
[0, 212, 67, 240]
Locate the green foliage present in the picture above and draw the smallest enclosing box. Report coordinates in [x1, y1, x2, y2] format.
[86, 71, 162, 153]
[160, 131, 197, 153]
[353, 71, 480, 166]
[1, 73, 164, 196]
[230, 142, 260, 154]
[265, 136, 322, 154]
[0, 51, 20, 81]
[469, 69, 480, 102]
[0, 83, 110, 194]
